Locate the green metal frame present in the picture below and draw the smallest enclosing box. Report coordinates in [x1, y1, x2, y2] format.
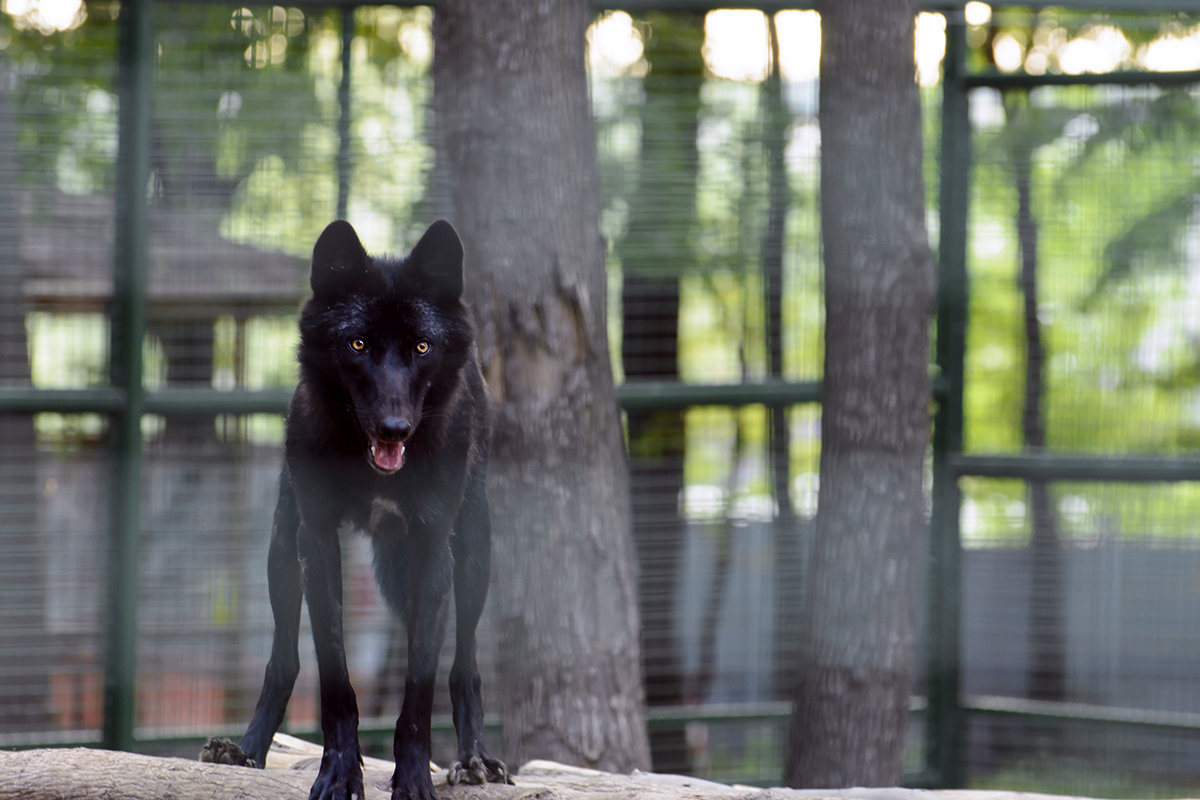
[926, 4, 969, 788]
[102, 0, 153, 753]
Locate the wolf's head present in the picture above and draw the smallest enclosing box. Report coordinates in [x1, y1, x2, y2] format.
[299, 219, 473, 474]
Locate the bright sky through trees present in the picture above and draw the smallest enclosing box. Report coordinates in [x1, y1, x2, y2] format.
[6, 0, 1200, 81]
[587, 5, 1200, 84]
[2, 0, 83, 34]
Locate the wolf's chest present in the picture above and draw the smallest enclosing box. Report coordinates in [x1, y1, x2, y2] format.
[366, 495, 406, 535]
[337, 492, 409, 539]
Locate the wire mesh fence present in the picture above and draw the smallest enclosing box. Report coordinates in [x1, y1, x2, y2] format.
[2, 2, 1200, 795]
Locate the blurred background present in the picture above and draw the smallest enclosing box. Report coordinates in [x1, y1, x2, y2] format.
[3, 1, 1200, 795]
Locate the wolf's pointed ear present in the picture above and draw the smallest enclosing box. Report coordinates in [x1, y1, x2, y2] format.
[407, 219, 464, 303]
[311, 220, 371, 297]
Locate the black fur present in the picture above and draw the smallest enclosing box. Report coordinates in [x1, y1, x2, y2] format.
[201, 219, 509, 800]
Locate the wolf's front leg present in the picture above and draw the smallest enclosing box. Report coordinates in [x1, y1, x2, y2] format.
[447, 479, 511, 787]
[299, 522, 364, 800]
[389, 539, 453, 800]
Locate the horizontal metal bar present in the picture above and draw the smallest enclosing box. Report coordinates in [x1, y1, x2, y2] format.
[645, 700, 792, 728]
[2, 382, 826, 416]
[4, 382, 825, 417]
[644, 697, 927, 729]
[966, 69, 1200, 90]
[143, 387, 292, 416]
[620, 373, 949, 411]
[966, 694, 1200, 734]
[0, 375, 958, 417]
[618, 380, 822, 410]
[953, 453, 1200, 483]
[0, 729, 103, 749]
[9, 694, 1198, 750]
[0, 387, 293, 417]
[0, 387, 124, 414]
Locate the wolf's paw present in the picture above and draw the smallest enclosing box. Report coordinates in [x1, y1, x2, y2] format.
[447, 754, 514, 786]
[391, 767, 439, 800]
[199, 737, 258, 768]
[310, 748, 364, 800]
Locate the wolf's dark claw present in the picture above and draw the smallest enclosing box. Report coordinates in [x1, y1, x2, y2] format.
[448, 755, 513, 786]
[199, 737, 258, 768]
[486, 756, 515, 785]
[446, 757, 482, 786]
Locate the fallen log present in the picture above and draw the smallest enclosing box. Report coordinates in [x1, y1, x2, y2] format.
[0, 732, 766, 800]
[0, 733, 1101, 800]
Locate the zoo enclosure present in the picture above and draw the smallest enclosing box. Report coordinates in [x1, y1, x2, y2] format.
[3, 0, 1200, 793]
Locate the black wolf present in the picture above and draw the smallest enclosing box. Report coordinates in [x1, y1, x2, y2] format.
[202, 219, 509, 800]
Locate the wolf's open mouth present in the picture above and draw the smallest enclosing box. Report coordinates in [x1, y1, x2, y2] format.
[369, 439, 405, 473]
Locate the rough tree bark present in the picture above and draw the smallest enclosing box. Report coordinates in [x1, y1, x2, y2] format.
[785, 0, 934, 787]
[2, 749, 316, 800]
[432, 0, 651, 773]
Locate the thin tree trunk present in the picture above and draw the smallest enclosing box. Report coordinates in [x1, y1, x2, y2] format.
[0, 52, 49, 733]
[620, 10, 704, 773]
[1009, 101, 1065, 704]
[786, 0, 934, 787]
[761, 13, 803, 699]
[692, 415, 745, 703]
[432, 0, 650, 773]
[623, 273, 687, 768]
[763, 12, 791, 522]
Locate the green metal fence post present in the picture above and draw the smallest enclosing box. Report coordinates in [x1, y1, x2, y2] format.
[336, 4, 353, 221]
[102, 0, 152, 753]
[926, 3, 969, 788]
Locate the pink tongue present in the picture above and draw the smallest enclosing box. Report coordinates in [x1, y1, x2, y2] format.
[370, 439, 405, 472]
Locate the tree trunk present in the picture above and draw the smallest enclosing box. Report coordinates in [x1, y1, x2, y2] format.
[432, 0, 651, 773]
[1009, 100, 1065, 704]
[786, 0, 934, 787]
[0, 51, 49, 733]
[761, 12, 803, 700]
[762, 13, 791, 522]
[619, 10, 704, 774]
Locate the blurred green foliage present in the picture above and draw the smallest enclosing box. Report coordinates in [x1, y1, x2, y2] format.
[6, 4, 1200, 538]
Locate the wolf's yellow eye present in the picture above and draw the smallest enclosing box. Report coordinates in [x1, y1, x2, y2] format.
[415, 341, 430, 356]
[350, 338, 367, 352]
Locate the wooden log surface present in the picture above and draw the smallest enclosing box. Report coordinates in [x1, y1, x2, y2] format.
[0, 733, 1101, 800]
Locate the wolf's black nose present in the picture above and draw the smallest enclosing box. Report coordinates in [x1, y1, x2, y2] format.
[379, 417, 412, 441]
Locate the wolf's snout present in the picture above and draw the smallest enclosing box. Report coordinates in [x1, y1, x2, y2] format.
[379, 416, 412, 442]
